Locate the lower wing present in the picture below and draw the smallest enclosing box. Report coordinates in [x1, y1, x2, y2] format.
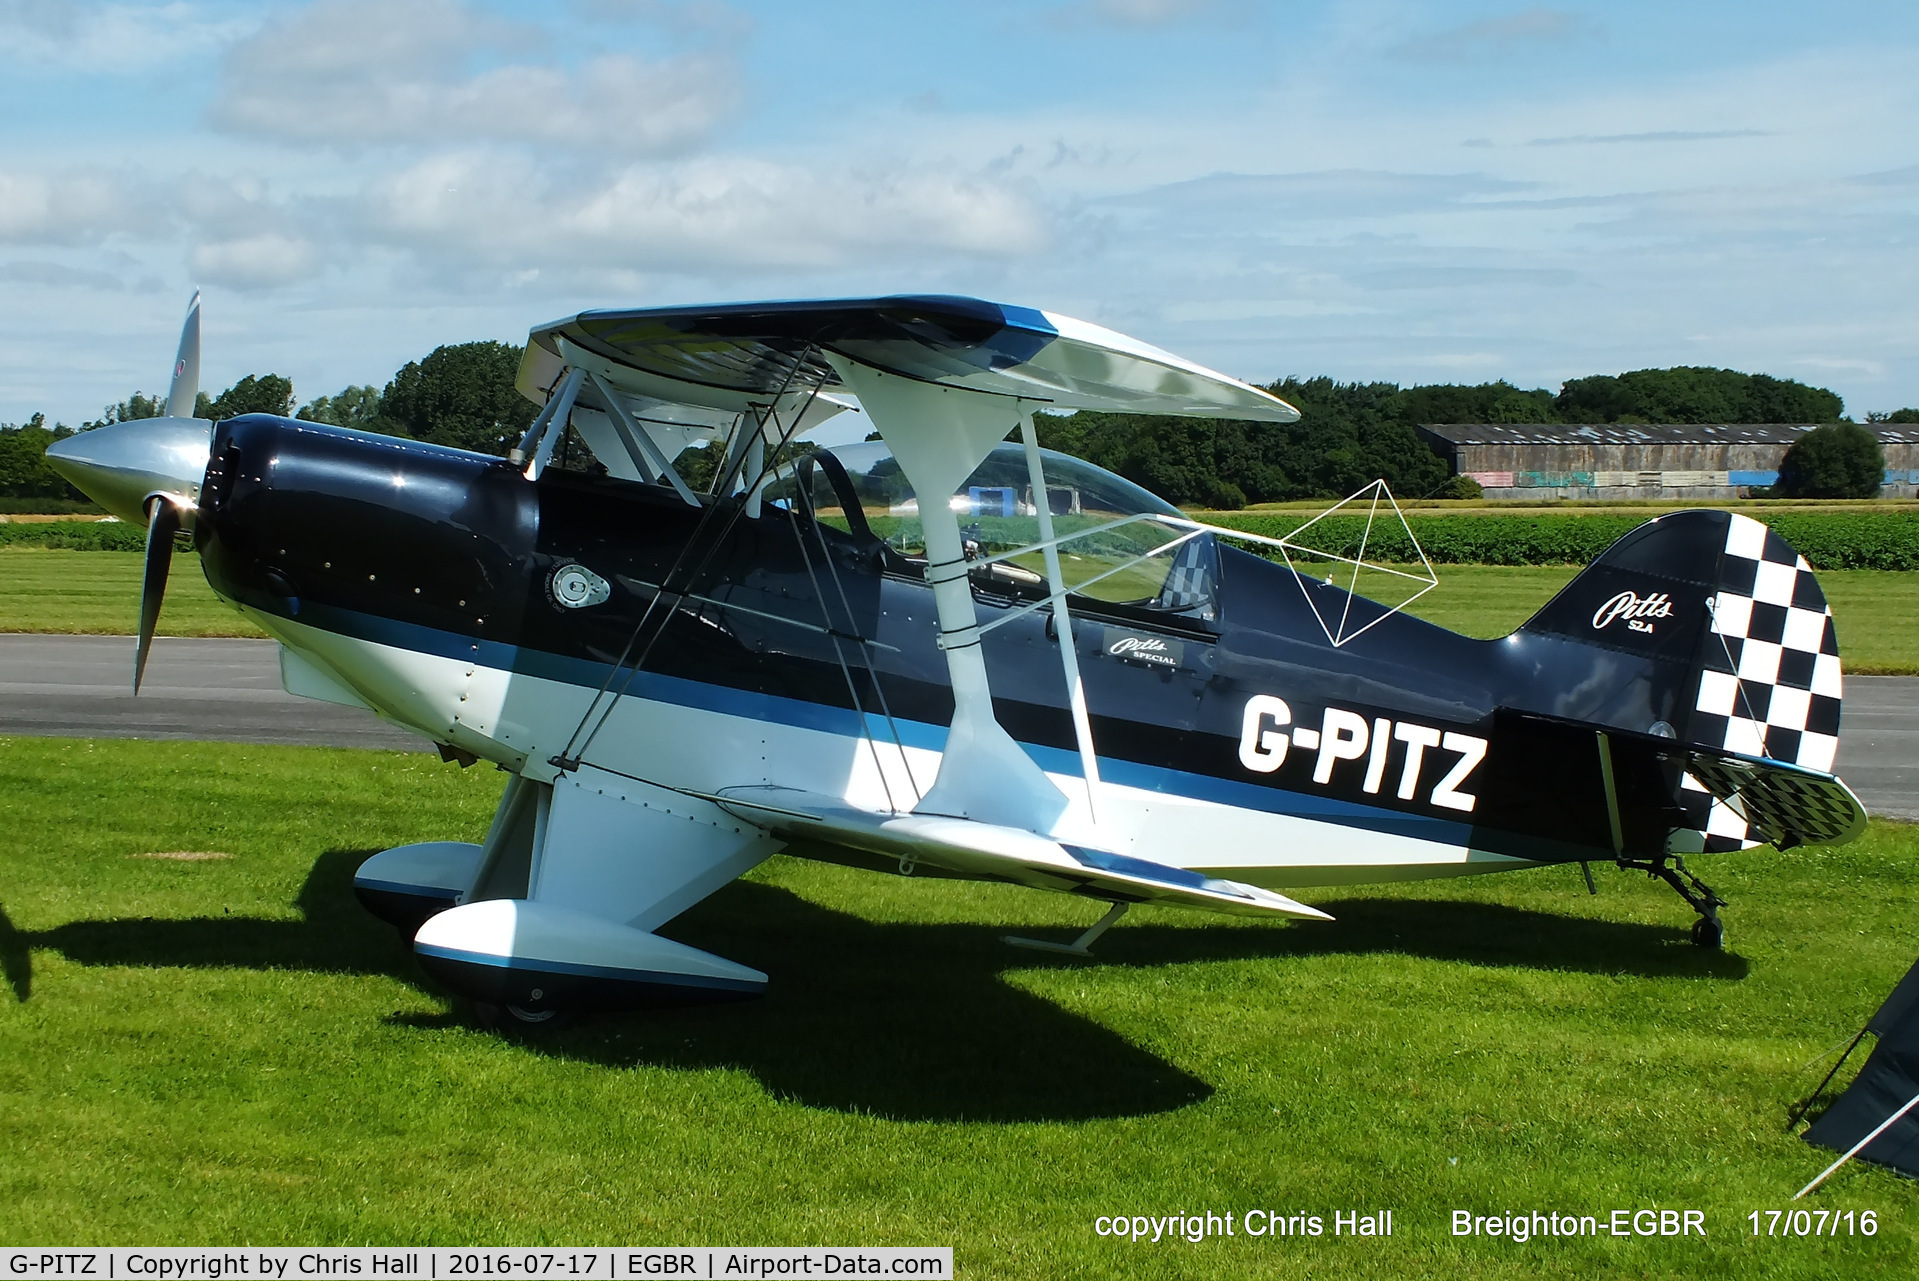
[707, 786, 1332, 920]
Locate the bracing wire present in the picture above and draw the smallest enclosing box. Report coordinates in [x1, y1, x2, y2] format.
[554, 347, 829, 770]
[811, 530, 923, 807]
[784, 467, 908, 814]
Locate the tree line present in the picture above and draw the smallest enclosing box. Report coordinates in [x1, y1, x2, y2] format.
[1, 347, 1902, 505]
[0, 342, 534, 502]
[1036, 367, 1864, 507]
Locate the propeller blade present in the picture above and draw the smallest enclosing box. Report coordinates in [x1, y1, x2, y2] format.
[134, 498, 184, 694]
[164, 290, 201, 419]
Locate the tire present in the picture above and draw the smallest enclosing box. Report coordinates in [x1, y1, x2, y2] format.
[470, 1001, 576, 1034]
[1691, 917, 1724, 950]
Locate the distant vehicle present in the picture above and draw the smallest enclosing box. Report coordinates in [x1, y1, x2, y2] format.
[49, 294, 1865, 1025]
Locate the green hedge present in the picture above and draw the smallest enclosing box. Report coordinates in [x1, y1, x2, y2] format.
[1761, 513, 1919, 570]
[6, 510, 1918, 570]
[1205, 511, 1919, 571]
[0, 498, 103, 515]
[0, 520, 147, 551]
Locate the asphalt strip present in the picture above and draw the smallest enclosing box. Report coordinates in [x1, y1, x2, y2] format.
[0, 633, 1912, 820]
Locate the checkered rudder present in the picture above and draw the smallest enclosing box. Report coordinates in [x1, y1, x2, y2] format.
[1680, 513, 1842, 850]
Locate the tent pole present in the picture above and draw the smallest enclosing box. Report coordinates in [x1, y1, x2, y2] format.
[1788, 1027, 1870, 1130]
[1794, 1089, 1919, 1199]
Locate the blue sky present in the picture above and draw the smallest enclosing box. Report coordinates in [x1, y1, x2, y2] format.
[4, 0, 1918, 425]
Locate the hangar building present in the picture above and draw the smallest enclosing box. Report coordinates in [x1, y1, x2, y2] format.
[1416, 423, 1919, 501]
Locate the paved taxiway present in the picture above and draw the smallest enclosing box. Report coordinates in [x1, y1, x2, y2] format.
[0, 634, 1912, 819]
[0, 634, 429, 753]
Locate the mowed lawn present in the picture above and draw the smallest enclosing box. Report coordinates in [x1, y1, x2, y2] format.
[0, 549, 267, 638]
[0, 736, 1914, 1273]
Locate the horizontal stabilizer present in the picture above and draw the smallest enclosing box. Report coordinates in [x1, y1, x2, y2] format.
[1681, 751, 1867, 849]
[711, 786, 1332, 920]
[1497, 709, 1867, 853]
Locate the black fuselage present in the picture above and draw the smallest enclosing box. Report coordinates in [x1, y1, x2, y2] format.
[198, 414, 1717, 873]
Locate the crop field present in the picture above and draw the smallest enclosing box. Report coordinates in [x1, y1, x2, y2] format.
[0, 736, 1914, 1273]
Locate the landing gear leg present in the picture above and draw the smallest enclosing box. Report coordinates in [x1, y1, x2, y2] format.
[1618, 855, 1727, 949]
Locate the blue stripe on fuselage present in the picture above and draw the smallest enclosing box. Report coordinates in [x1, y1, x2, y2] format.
[285, 598, 1468, 847]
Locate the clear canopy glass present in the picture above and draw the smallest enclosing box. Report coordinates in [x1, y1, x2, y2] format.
[804, 440, 1216, 617]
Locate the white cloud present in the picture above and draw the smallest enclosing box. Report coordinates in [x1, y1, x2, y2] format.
[356, 150, 1048, 276]
[6, 5, 1919, 424]
[161, 172, 330, 290]
[189, 233, 322, 290]
[570, 0, 754, 41]
[0, 259, 145, 291]
[209, 0, 738, 155]
[0, 1, 250, 70]
[0, 168, 147, 244]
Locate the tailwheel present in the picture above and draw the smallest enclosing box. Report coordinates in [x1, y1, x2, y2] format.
[1617, 854, 1727, 950]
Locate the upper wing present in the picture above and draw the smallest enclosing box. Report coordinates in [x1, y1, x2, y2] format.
[708, 786, 1331, 921]
[518, 295, 1299, 423]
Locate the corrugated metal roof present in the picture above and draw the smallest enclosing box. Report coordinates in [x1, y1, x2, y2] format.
[1417, 422, 1919, 445]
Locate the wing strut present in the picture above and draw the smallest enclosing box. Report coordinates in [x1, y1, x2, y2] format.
[585, 370, 700, 506]
[513, 366, 585, 475]
[829, 360, 1068, 834]
[1018, 406, 1101, 823]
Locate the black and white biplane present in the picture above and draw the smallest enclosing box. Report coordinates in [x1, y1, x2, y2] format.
[48, 294, 1868, 1022]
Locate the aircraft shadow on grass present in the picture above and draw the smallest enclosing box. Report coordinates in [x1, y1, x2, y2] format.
[0, 847, 1746, 1122]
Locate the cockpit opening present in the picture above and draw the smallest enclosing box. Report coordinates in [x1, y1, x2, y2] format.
[785, 440, 1218, 621]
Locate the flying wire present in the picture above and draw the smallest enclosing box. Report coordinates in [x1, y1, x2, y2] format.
[785, 458, 920, 812]
[553, 345, 829, 770]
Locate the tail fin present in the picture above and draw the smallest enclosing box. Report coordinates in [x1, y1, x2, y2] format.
[1519, 510, 1844, 850]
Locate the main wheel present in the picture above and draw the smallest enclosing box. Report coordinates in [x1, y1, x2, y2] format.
[1691, 916, 1724, 950]
[470, 1000, 576, 1034]
[506, 1003, 564, 1025]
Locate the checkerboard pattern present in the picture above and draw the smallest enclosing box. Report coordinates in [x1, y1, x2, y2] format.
[1680, 513, 1844, 851]
[1677, 772, 1755, 853]
[1685, 755, 1867, 850]
[1157, 536, 1216, 617]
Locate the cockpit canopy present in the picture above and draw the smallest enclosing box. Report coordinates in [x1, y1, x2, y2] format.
[799, 440, 1218, 620]
[546, 412, 1220, 621]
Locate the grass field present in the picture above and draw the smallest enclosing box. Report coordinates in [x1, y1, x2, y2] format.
[0, 549, 267, 638]
[1397, 566, 1919, 674]
[6, 549, 1915, 674]
[1, 736, 1914, 1272]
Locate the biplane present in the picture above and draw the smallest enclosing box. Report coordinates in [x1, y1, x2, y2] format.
[48, 293, 1867, 1023]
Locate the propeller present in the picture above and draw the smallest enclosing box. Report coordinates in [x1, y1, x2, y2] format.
[165, 290, 201, 418]
[43, 290, 215, 692]
[135, 496, 187, 694]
